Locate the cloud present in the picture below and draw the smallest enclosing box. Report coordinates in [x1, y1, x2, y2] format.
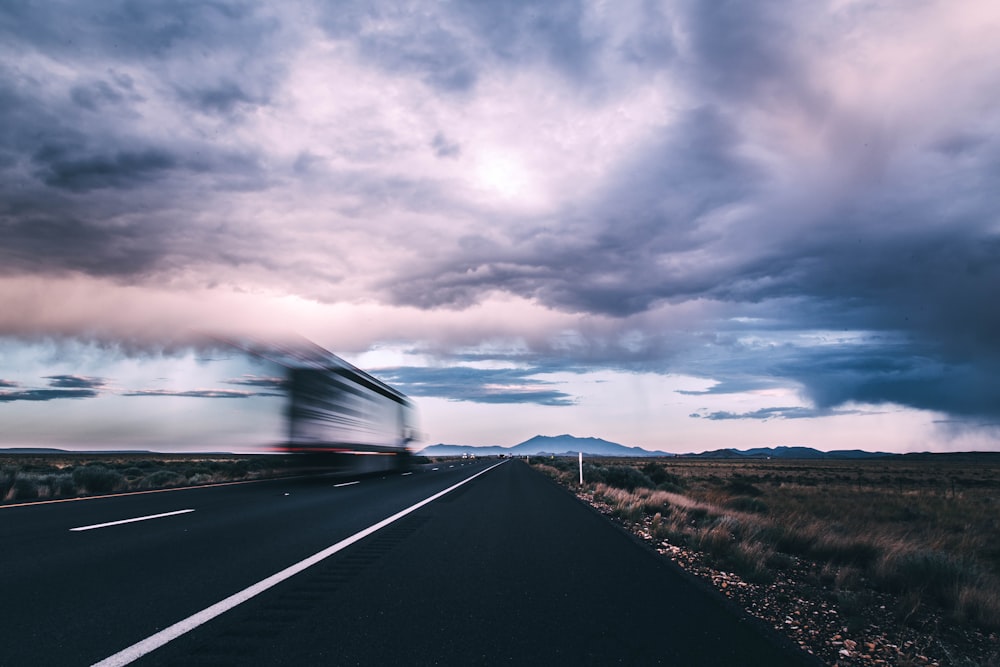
[44, 374, 106, 389]
[122, 389, 279, 399]
[375, 366, 576, 406]
[33, 146, 178, 192]
[691, 406, 856, 421]
[0, 373, 105, 402]
[0, 0, 998, 435]
[0, 389, 98, 402]
[431, 132, 461, 159]
[222, 375, 287, 390]
[385, 105, 761, 316]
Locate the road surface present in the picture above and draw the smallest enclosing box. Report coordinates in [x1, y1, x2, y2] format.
[0, 459, 815, 665]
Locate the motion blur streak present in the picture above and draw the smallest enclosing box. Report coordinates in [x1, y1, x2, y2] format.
[234, 337, 421, 472]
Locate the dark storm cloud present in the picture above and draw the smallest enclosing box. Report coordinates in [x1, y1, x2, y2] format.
[176, 80, 269, 116]
[0, 0, 285, 284]
[0, 389, 98, 402]
[33, 146, 178, 192]
[777, 344, 1000, 420]
[704, 219, 1000, 417]
[0, 380, 19, 388]
[676, 0, 805, 103]
[70, 79, 131, 112]
[44, 375, 106, 389]
[376, 366, 575, 406]
[0, 212, 168, 278]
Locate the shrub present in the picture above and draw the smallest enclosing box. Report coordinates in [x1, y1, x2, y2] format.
[13, 476, 39, 500]
[0, 467, 15, 500]
[228, 461, 249, 478]
[72, 465, 123, 494]
[43, 473, 75, 497]
[658, 480, 687, 493]
[686, 506, 713, 527]
[612, 498, 646, 522]
[601, 465, 654, 491]
[877, 549, 974, 607]
[641, 462, 686, 489]
[812, 534, 881, 567]
[726, 478, 763, 497]
[142, 470, 185, 488]
[725, 496, 769, 514]
[730, 541, 775, 584]
[642, 495, 671, 516]
[766, 551, 795, 571]
[957, 585, 1000, 630]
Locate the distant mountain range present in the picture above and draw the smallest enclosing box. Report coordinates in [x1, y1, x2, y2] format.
[418, 436, 901, 459]
[679, 446, 891, 459]
[420, 435, 671, 458]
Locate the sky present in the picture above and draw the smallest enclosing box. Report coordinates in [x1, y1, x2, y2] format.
[1, 0, 998, 454]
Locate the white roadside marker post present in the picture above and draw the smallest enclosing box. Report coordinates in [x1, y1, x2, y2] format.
[579, 451, 583, 485]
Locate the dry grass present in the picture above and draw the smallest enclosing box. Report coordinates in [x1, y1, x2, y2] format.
[535, 455, 1000, 632]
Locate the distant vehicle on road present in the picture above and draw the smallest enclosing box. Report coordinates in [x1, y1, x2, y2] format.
[232, 337, 420, 473]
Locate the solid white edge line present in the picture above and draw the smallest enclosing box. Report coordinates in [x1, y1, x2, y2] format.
[333, 481, 359, 488]
[70, 509, 196, 532]
[90, 460, 507, 667]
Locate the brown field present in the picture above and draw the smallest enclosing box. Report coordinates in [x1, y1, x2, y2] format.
[534, 454, 1000, 666]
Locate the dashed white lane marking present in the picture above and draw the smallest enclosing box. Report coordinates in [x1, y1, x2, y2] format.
[401, 472, 413, 476]
[70, 509, 195, 532]
[90, 460, 507, 667]
[333, 481, 360, 488]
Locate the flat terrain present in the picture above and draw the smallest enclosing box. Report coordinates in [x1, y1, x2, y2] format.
[534, 455, 1000, 666]
[1, 459, 811, 666]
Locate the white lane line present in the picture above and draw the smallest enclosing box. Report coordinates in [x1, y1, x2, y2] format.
[431, 467, 439, 470]
[401, 472, 413, 476]
[91, 459, 507, 667]
[333, 481, 359, 488]
[70, 509, 195, 532]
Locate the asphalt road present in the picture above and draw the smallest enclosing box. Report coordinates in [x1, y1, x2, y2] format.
[1, 459, 816, 666]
